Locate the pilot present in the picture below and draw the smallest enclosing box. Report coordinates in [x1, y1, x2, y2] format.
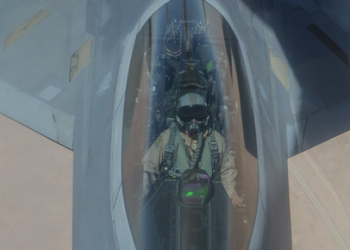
[142, 91, 243, 205]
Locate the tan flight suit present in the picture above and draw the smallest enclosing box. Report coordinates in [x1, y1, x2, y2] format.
[142, 128, 238, 197]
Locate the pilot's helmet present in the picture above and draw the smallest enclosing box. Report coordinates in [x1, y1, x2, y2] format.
[176, 70, 208, 90]
[176, 92, 209, 139]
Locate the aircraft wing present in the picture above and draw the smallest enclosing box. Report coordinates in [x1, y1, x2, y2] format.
[2, 0, 350, 250]
[207, 1, 350, 249]
[1, 0, 167, 249]
[211, 1, 350, 249]
[0, 1, 95, 149]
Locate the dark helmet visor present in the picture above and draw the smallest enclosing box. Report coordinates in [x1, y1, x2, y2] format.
[177, 105, 208, 122]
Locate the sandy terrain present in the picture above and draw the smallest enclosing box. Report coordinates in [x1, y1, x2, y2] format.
[289, 130, 350, 250]
[0, 114, 73, 250]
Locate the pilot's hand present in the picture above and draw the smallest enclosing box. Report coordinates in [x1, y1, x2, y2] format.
[229, 194, 244, 206]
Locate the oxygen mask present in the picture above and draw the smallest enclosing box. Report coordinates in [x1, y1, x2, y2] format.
[186, 119, 205, 139]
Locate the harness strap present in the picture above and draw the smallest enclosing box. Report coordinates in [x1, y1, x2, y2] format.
[165, 122, 177, 169]
[165, 124, 220, 180]
[208, 131, 220, 181]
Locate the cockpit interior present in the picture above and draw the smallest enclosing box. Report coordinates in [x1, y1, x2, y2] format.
[120, 1, 259, 249]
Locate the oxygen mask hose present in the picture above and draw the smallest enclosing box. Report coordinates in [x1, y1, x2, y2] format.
[190, 132, 204, 169]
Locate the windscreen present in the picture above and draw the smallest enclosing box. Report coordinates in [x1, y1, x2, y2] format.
[121, 0, 259, 249]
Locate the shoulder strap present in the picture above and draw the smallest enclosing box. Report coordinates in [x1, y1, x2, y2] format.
[165, 122, 177, 169]
[208, 131, 220, 181]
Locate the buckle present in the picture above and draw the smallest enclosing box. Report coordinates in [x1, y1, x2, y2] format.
[166, 144, 175, 153]
[169, 168, 182, 178]
[165, 144, 175, 165]
[209, 142, 219, 157]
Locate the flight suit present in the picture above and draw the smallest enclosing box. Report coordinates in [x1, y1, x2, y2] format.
[142, 128, 238, 197]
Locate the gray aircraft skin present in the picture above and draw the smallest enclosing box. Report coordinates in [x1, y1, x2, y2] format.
[1, 0, 350, 249]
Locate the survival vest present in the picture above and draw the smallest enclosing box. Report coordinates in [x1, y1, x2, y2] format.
[164, 123, 220, 181]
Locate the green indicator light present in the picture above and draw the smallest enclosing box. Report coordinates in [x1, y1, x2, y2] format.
[186, 191, 194, 197]
[206, 61, 213, 72]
